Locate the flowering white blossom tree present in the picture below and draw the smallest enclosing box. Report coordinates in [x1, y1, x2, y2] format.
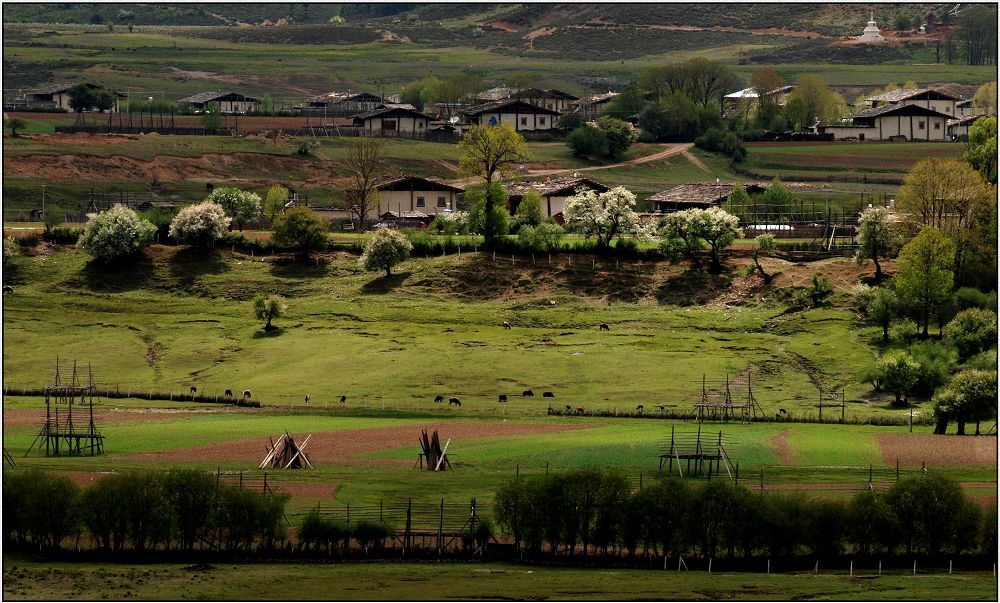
[854, 205, 893, 281]
[359, 228, 413, 277]
[208, 187, 262, 231]
[3, 236, 18, 266]
[563, 186, 647, 248]
[168, 201, 231, 250]
[659, 207, 742, 273]
[78, 203, 157, 262]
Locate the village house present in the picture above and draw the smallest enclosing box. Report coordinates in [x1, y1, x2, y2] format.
[462, 100, 561, 131]
[377, 175, 465, 216]
[306, 91, 383, 113]
[722, 85, 795, 119]
[647, 182, 767, 214]
[177, 91, 261, 114]
[820, 103, 952, 141]
[862, 88, 963, 117]
[353, 104, 433, 135]
[505, 176, 610, 223]
[576, 91, 619, 121]
[947, 114, 986, 140]
[29, 82, 124, 112]
[955, 99, 975, 118]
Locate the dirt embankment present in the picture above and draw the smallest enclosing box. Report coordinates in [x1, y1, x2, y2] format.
[877, 433, 997, 467]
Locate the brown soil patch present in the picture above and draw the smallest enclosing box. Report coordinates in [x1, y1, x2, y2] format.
[770, 257, 892, 292]
[877, 433, 998, 467]
[2, 407, 229, 428]
[125, 420, 598, 466]
[768, 430, 795, 464]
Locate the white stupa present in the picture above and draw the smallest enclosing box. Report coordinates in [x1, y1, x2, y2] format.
[858, 12, 884, 43]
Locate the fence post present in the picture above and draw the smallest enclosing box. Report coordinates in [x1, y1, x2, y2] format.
[438, 499, 444, 557]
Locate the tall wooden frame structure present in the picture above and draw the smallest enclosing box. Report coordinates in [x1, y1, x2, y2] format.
[25, 359, 104, 457]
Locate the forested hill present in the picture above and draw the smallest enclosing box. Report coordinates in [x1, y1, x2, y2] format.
[4, 2, 941, 35]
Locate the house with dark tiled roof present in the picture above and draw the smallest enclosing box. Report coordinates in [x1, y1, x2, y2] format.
[462, 100, 561, 132]
[947, 114, 987, 140]
[177, 91, 261, 113]
[505, 176, 610, 223]
[647, 183, 767, 214]
[863, 88, 963, 117]
[820, 103, 952, 141]
[29, 82, 125, 112]
[353, 104, 434, 134]
[377, 175, 465, 216]
[306, 91, 383, 112]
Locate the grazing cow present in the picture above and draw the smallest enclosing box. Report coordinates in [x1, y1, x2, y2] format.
[2, 286, 13, 294]
[434, 395, 445, 403]
[522, 390, 534, 397]
[340, 395, 347, 404]
[502, 321, 511, 330]
[575, 407, 584, 415]
[243, 390, 252, 399]
[565, 405, 572, 413]
[190, 386, 197, 395]
[448, 397, 461, 407]
[776, 412, 782, 419]
[542, 391, 554, 398]
[779, 408, 787, 415]
[636, 405, 644, 414]
[304, 395, 310, 404]
[499, 394, 508, 403]
[224, 389, 233, 397]
[599, 323, 610, 331]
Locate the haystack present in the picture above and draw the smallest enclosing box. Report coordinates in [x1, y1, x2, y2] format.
[260, 432, 313, 469]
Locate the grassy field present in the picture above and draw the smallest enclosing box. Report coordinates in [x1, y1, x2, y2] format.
[742, 141, 968, 181]
[3, 556, 997, 601]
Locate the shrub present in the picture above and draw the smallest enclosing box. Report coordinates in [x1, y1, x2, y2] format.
[360, 228, 412, 277]
[567, 126, 609, 158]
[890, 318, 922, 345]
[953, 287, 997, 311]
[78, 204, 157, 262]
[877, 351, 921, 406]
[595, 116, 637, 158]
[271, 206, 329, 257]
[3, 236, 18, 266]
[514, 191, 544, 227]
[168, 201, 231, 250]
[254, 293, 286, 331]
[352, 520, 389, 556]
[944, 308, 998, 361]
[851, 283, 877, 314]
[908, 340, 956, 398]
[208, 186, 262, 231]
[518, 222, 565, 253]
[808, 273, 833, 307]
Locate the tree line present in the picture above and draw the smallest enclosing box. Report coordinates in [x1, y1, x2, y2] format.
[494, 469, 994, 562]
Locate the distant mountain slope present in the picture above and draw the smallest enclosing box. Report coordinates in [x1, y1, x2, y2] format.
[4, 2, 942, 35]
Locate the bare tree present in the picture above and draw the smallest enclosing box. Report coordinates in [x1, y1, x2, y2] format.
[344, 137, 388, 231]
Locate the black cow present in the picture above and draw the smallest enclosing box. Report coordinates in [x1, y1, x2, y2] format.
[542, 391, 554, 398]
[502, 321, 511, 330]
[636, 405, 644, 414]
[2, 286, 12, 294]
[340, 395, 347, 404]
[304, 395, 310, 404]
[565, 405, 572, 413]
[522, 390, 534, 397]
[499, 394, 508, 403]
[599, 323, 610, 331]
[224, 389, 233, 397]
[243, 390, 252, 399]
[190, 386, 197, 394]
[779, 408, 787, 415]
[448, 397, 461, 406]
[575, 407, 584, 415]
[434, 395, 445, 403]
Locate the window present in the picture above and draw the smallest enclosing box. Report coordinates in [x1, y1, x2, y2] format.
[946, 106, 951, 113]
[520, 116, 527, 126]
[918, 120, 925, 130]
[539, 117, 546, 126]
[416, 196, 425, 207]
[934, 121, 941, 130]
[437, 196, 446, 208]
[418, 121, 424, 128]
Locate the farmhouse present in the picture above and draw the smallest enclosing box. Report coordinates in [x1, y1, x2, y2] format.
[577, 91, 619, 121]
[947, 114, 986, 140]
[462, 100, 561, 131]
[29, 82, 124, 112]
[956, 99, 974, 118]
[488, 88, 581, 113]
[177, 91, 261, 114]
[378, 210, 433, 229]
[648, 182, 767, 214]
[377, 175, 465, 215]
[306, 91, 383, 112]
[506, 176, 610, 223]
[862, 87, 963, 117]
[820, 103, 952, 141]
[723, 85, 794, 119]
[353, 104, 434, 135]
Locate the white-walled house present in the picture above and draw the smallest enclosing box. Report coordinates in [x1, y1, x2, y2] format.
[377, 176, 465, 216]
[505, 176, 610, 224]
[30, 82, 124, 112]
[462, 100, 561, 132]
[177, 91, 261, 114]
[862, 88, 963, 118]
[353, 105, 433, 135]
[820, 103, 952, 141]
